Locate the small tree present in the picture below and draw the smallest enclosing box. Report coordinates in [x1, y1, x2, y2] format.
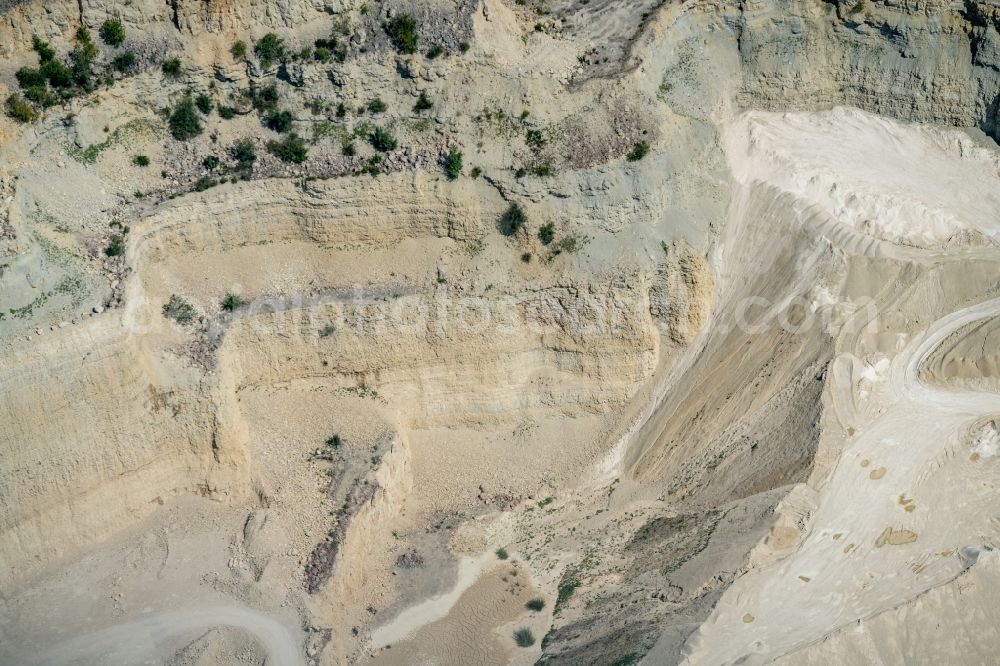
[232, 138, 256, 167]
[254, 33, 285, 68]
[104, 236, 125, 257]
[41, 60, 73, 88]
[384, 14, 418, 54]
[500, 203, 525, 236]
[538, 222, 554, 245]
[112, 51, 136, 73]
[194, 93, 213, 115]
[72, 29, 98, 88]
[413, 91, 433, 112]
[513, 629, 535, 647]
[443, 147, 462, 180]
[626, 141, 649, 162]
[161, 58, 181, 76]
[31, 35, 55, 62]
[266, 109, 293, 133]
[267, 133, 308, 163]
[369, 126, 397, 152]
[221, 293, 244, 312]
[15, 68, 46, 89]
[100, 19, 126, 47]
[169, 96, 203, 140]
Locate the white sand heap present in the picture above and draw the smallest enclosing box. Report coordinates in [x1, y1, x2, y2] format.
[724, 107, 1000, 248]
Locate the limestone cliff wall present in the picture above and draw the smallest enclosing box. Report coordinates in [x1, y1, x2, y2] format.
[0, 321, 248, 588]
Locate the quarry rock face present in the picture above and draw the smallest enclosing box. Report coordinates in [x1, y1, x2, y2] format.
[1, 0, 1000, 665]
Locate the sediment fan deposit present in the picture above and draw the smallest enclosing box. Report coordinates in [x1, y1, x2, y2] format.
[2, 0, 1000, 664]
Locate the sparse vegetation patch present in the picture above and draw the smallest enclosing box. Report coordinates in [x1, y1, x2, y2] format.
[163, 295, 196, 324]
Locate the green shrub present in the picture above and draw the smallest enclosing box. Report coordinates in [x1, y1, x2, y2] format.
[530, 162, 553, 177]
[71, 34, 97, 87]
[41, 59, 73, 88]
[112, 51, 136, 72]
[341, 139, 356, 156]
[426, 44, 444, 59]
[23, 86, 55, 106]
[459, 41, 470, 53]
[500, 203, 525, 235]
[267, 110, 293, 132]
[267, 132, 308, 163]
[250, 83, 279, 112]
[314, 35, 347, 62]
[525, 128, 545, 150]
[626, 141, 649, 162]
[194, 93, 212, 114]
[75, 26, 94, 46]
[362, 155, 382, 176]
[335, 102, 347, 118]
[16, 67, 46, 89]
[104, 236, 125, 256]
[521, 252, 532, 263]
[133, 154, 150, 167]
[551, 235, 586, 256]
[31, 35, 55, 62]
[513, 629, 535, 647]
[100, 19, 125, 47]
[555, 578, 580, 611]
[221, 293, 244, 311]
[538, 222, 554, 245]
[526, 598, 545, 612]
[495, 547, 509, 560]
[470, 166, 482, 178]
[162, 294, 195, 324]
[367, 98, 386, 114]
[232, 138, 256, 166]
[255, 33, 285, 67]
[232, 40, 247, 59]
[161, 58, 181, 76]
[384, 14, 418, 54]
[443, 147, 462, 180]
[218, 106, 236, 119]
[203, 155, 220, 169]
[368, 126, 397, 152]
[413, 91, 433, 112]
[169, 96, 202, 140]
[325, 434, 342, 447]
[5, 95, 35, 123]
[193, 176, 217, 191]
